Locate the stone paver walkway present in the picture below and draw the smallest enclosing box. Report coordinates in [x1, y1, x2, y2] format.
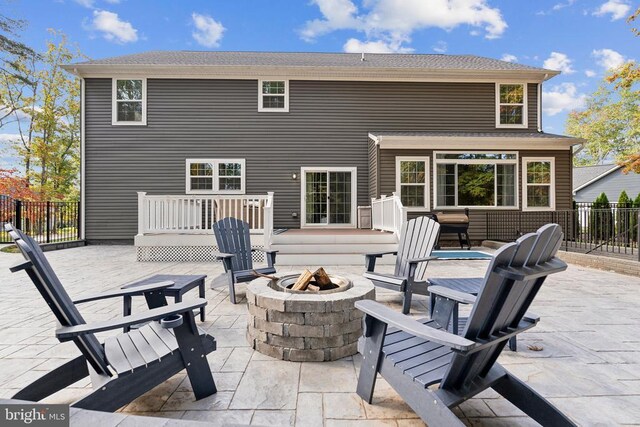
[0, 245, 639, 426]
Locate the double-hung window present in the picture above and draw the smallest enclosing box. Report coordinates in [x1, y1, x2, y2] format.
[112, 78, 146, 125]
[496, 83, 527, 128]
[434, 152, 518, 209]
[186, 159, 245, 194]
[522, 158, 555, 211]
[396, 157, 430, 210]
[258, 80, 289, 112]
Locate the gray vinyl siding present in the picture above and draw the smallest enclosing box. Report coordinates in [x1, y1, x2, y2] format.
[574, 169, 640, 202]
[85, 78, 541, 240]
[377, 149, 571, 241]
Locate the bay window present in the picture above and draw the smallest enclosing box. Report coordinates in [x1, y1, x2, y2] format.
[523, 158, 555, 210]
[434, 152, 517, 209]
[186, 159, 245, 194]
[496, 83, 527, 128]
[396, 157, 430, 210]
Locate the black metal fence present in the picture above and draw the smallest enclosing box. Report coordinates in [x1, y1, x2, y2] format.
[486, 206, 640, 261]
[0, 196, 81, 244]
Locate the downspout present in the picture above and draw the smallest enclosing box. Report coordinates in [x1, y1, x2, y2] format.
[537, 81, 542, 132]
[80, 75, 86, 240]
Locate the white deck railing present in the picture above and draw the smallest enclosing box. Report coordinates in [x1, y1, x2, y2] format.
[137, 192, 274, 239]
[371, 193, 407, 237]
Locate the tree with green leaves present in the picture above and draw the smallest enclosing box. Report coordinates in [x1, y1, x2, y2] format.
[566, 79, 639, 167]
[0, 30, 81, 200]
[616, 190, 633, 242]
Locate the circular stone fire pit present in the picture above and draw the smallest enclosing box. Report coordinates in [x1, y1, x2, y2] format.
[246, 274, 375, 362]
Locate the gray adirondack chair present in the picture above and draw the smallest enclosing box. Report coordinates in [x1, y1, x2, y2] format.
[364, 216, 440, 314]
[212, 217, 277, 304]
[5, 224, 217, 412]
[427, 276, 519, 351]
[356, 223, 576, 426]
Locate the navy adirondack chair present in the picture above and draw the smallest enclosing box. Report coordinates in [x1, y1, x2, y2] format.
[5, 224, 217, 412]
[364, 216, 440, 314]
[356, 224, 576, 426]
[212, 217, 277, 304]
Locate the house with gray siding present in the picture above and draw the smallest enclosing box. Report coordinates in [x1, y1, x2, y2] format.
[63, 51, 583, 263]
[573, 164, 640, 203]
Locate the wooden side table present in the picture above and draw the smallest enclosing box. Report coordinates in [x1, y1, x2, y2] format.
[121, 274, 207, 332]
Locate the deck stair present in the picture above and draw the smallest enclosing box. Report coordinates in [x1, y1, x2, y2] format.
[270, 229, 398, 265]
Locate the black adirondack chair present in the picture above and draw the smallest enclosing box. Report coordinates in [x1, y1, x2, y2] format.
[364, 216, 440, 314]
[212, 217, 277, 304]
[356, 223, 576, 426]
[5, 224, 217, 412]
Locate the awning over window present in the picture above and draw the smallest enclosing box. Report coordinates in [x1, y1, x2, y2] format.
[368, 131, 583, 151]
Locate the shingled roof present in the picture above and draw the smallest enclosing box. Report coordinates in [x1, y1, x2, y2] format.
[71, 51, 553, 71]
[64, 51, 559, 81]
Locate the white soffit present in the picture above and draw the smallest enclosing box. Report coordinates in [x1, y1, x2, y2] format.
[369, 134, 582, 151]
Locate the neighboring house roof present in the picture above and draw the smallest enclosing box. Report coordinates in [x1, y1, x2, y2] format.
[369, 131, 583, 150]
[63, 51, 559, 82]
[573, 164, 621, 193]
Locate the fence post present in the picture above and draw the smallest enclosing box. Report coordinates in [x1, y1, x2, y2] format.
[15, 199, 22, 230]
[77, 201, 81, 240]
[637, 211, 640, 262]
[137, 192, 147, 236]
[46, 201, 51, 243]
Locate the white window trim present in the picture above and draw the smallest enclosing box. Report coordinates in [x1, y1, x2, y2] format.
[433, 151, 519, 210]
[258, 79, 289, 112]
[495, 82, 528, 129]
[112, 78, 147, 126]
[185, 158, 246, 195]
[396, 156, 430, 212]
[522, 157, 555, 211]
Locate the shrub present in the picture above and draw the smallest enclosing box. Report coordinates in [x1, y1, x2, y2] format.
[616, 191, 633, 244]
[590, 192, 613, 241]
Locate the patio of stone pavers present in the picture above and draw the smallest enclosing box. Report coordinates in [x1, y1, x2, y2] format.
[0, 245, 639, 426]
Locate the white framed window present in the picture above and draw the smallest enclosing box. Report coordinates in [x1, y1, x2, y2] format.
[433, 152, 518, 209]
[396, 157, 430, 211]
[112, 78, 146, 125]
[522, 157, 555, 211]
[258, 80, 289, 112]
[496, 83, 527, 128]
[186, 159, 246, 194]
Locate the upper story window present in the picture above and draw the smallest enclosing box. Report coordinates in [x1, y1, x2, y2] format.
[522, 158, 555, 211]
[434, 152, 518, 209]
[112, 78, 146, 125]
[496, 83, 527, 128]
[186, 159, 245, 194]
[396, 157, 430, 211]
[258, 80, 289, 112]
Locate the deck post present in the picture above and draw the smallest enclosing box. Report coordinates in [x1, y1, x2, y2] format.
[137, 192, 147, 237]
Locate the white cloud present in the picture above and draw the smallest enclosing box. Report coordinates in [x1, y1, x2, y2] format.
[302, 0, 507, 52]
[74, 0, 95, 7]
[191, 12, 225, 48]
[543, 83, 586, 116]
[501, 53, 518, 63]
[543, 52, 575, 74]
[432, 41, 447, 53]
[90, 10, 138, 43]
[585, 69, 596, 77]
[0, 133, 21, 145]
[593, 0, 631, 20]
[592, 48, 626, 70]
[343, 38, 413, 53]
[104, 0, 121, 3]
[552, 0, 576, 11]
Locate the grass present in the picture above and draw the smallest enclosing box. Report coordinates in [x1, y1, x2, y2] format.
[1, 245, 19, 253]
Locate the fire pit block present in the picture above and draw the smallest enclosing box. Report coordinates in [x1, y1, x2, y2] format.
[246, 276, 375, 362]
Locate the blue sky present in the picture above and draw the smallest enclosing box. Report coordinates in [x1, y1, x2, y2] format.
[1, 0, 638, 169]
